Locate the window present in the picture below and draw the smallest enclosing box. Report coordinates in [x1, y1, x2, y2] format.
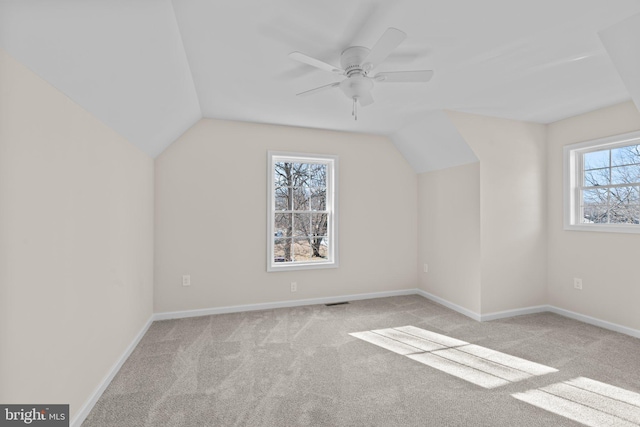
[267, 152, 338, 271]
[564, 131, 640, 233]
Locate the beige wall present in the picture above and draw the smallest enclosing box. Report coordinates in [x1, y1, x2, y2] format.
[547, 101, 640, 330]
[154, 119, 418, 312]
[0, 49, 154, 418]
[447, 111, 548, 314]
[418, 162, 481, 313]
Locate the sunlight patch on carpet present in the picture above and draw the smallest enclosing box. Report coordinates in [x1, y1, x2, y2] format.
[407, 352, 510, 388]
[372, 328, 446, 352]
[349, 326, 557, 389]
[513, 377, 640, 426]
[348, 331, 424, 355]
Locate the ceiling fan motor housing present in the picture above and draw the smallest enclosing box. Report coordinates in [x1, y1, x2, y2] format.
[341, 46, 370, 77]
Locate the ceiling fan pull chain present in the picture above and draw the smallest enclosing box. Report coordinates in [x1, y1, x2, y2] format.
[353, 97, 358, 121]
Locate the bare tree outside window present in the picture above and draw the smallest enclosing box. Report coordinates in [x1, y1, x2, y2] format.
[581, 144, 640, 225]
[273, 160, 330, 263]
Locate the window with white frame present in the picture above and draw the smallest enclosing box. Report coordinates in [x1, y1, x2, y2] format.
[267, 152, 338, 271]
[564, 131, 640, 233]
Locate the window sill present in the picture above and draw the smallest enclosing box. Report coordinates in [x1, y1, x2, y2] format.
[564, 224, 640, 234]
[267, 261, 339, 272]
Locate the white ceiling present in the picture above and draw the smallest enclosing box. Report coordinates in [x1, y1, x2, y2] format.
[1, 0, 640, 168]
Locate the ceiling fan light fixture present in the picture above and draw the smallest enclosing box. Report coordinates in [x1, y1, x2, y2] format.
[339, 75, 373, 101]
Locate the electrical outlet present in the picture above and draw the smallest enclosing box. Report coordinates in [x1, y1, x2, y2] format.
[290, 282, 297, 292]
[423, 263, 429, 273]
[182, 275, 191, 287]
[573, 278, 582, 290]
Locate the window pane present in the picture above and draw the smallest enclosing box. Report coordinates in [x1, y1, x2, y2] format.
[611, 164, 640, 185]
[582, 188, 609, 223]
[307, 163, 327, 187]
[309, 237, 328, 261]
[584, 150, 609, 170]
[275, 162, 293, 187]
[274, 238, 291, 263]
[632, 187, 640, 224]
[293, 186, 310, 211]
[275, 187, 291, 211]
[609, 186, 639, 224]
[291, 163, 308, 187]
[584, 168, 610, 186]
[292, 238, 311, 261]
[274, 213, 291, 237]
[311, 213, 328, 236]
[293, 213, 311, 236]
[310, 188, 326, 211]
[611, 144, 640, 167]
[609, 185, 636, 204]
[583, 188, 607, 204]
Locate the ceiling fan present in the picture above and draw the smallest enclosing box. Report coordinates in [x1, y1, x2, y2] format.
[289, 27, 433, 119]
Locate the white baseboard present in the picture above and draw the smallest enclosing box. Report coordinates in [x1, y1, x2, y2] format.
[70, 315, 154, 427]
[547, 305, 640, 339]
[480, 305, 549, 322]
[415, 289, 482, 322]
[153, 288, 418, 321]
[415, 289, 640, 339]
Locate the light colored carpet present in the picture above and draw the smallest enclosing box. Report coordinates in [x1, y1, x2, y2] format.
[513, 377, 640, 426]
[82, 295, 640, 426]
[351, 326, 557, 388]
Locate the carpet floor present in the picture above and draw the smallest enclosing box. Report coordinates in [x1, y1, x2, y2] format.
[82, 295, 640, 426]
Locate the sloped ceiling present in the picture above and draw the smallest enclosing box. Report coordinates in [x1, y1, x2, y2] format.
[0, 0, 201, 157]
[391, 111, 477, 173]
[2, 0, 640, 170]
[599, 12, 640, 116]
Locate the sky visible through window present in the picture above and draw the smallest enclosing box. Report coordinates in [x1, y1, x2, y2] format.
[581, 144, 640, 224]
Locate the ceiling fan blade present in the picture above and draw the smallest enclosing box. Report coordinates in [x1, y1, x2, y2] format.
[289, 52, 343, 74]
[296, 82, 341, 97]
[374, 70, 434, 83]
[362, 27, 407, 72]
[358, 91, 374, 107]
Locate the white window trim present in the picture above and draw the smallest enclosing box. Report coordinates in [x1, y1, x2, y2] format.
[267, 151, 339, 272]
[563, 130, 640, 234]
